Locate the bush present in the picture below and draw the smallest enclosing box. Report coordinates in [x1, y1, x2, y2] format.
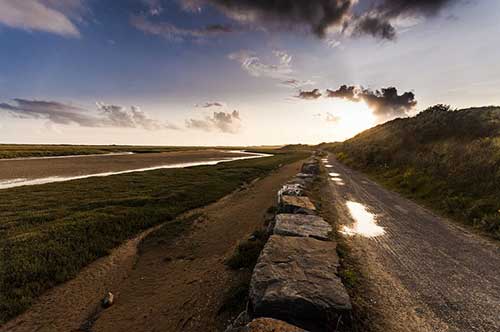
[226, 229, 268, 270]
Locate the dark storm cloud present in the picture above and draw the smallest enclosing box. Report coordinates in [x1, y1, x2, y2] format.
[186, 0, 354, 38]
[186, 110, 241, 133]
[352, 15, 396, 40]
[326, 85, 359, 102]
[195, 101, 225, 108]
[350, 0, 457, 40]
[139, 0, 461, 41]
[0, 99, 178, 130]
[131, 15, 235, 41]
[297, 89, 322, 100]
[0, 99, 101, 126]
[378, 0, 456, 18]
[361, 87, 417, 118]
[204, 24, 234, 34]
[326, 85, 417, 118]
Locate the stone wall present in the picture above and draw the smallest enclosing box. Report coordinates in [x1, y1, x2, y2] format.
[227, 159, 352, 332]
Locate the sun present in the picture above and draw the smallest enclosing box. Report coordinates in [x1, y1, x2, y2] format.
[336, 99, 377, 133]
[315, 98, 377, 140]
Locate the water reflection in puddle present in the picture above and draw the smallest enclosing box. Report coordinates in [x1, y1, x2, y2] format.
[331, 178, 345, 185]
[341, 201, 385, 237]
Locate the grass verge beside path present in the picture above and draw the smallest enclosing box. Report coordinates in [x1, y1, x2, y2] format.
[0, 151, 307, 324]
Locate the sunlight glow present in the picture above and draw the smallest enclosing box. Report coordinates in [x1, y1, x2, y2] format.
[314, 98, 377, 140]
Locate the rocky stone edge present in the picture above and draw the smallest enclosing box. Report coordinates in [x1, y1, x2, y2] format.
[226, 158, 352, 332]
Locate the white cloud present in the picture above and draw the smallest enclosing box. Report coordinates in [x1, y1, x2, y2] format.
[279, 79, 316, 88]
[326, 38, 341, 48]
[326, 112, 340, 124]
[186, 110, 241, 133]
[228, 49, 293, 79]
[0, 0, 81, 37]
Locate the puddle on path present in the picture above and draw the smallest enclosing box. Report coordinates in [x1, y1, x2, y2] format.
[341, 201, 385, 237]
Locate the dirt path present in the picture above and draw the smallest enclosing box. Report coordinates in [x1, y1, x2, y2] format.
[323, 155, 500, 332]
[91, 160, 302, 332]
[0, 226, 160, 332]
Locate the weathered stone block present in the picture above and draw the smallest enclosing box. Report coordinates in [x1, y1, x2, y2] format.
[278, 184, 305, 204]
[249, 236, 351, 331]
[301, 162, 320, 175]
[273, 214, 332, 241]
[279, 195, 316, 215]
[245, 318, 307, 331]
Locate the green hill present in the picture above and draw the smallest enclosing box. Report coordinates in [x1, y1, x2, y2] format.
[330, 105, 500, 239]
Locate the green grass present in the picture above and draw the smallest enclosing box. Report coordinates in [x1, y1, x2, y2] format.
[0, 151, 307, 323]
[330, 105, 500, 240]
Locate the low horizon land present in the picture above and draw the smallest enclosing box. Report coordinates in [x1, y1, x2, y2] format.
[2, 104, 498, 155]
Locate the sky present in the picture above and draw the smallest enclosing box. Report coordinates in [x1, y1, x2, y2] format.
[0, 0, 499, 146]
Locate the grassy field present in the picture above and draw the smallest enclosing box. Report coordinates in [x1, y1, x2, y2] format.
[0, 150, 307, 323]
[329, 105, 500, 240]
[0, 144, 289, 159]
[0, 144, 218, 159]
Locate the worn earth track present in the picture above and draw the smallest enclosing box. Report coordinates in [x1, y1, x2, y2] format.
[91, 160, 303, 332]
[325, 155, 500, 332]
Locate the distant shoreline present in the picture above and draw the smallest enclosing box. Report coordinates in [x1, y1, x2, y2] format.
[0, 152, 135, 161]
[0, 150, 271, 190]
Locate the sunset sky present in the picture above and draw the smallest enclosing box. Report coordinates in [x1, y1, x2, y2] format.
[0, 0, 499, 146]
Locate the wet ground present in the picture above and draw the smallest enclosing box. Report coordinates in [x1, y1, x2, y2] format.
[323, 155, 500, 332]
[0, 150, 266, 189]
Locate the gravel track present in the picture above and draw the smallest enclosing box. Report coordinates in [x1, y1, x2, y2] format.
[325, 155, 500, 332]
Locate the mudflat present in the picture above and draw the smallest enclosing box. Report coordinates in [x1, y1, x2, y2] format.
[0, 150, 249, 180]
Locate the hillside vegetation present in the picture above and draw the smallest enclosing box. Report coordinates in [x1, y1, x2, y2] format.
[331, 105, 500, 239]
[0, 151, 307, 323]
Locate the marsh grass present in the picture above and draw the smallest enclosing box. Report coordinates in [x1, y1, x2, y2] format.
[0, 144, 206, 159]
[0, 151, 307, 323]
